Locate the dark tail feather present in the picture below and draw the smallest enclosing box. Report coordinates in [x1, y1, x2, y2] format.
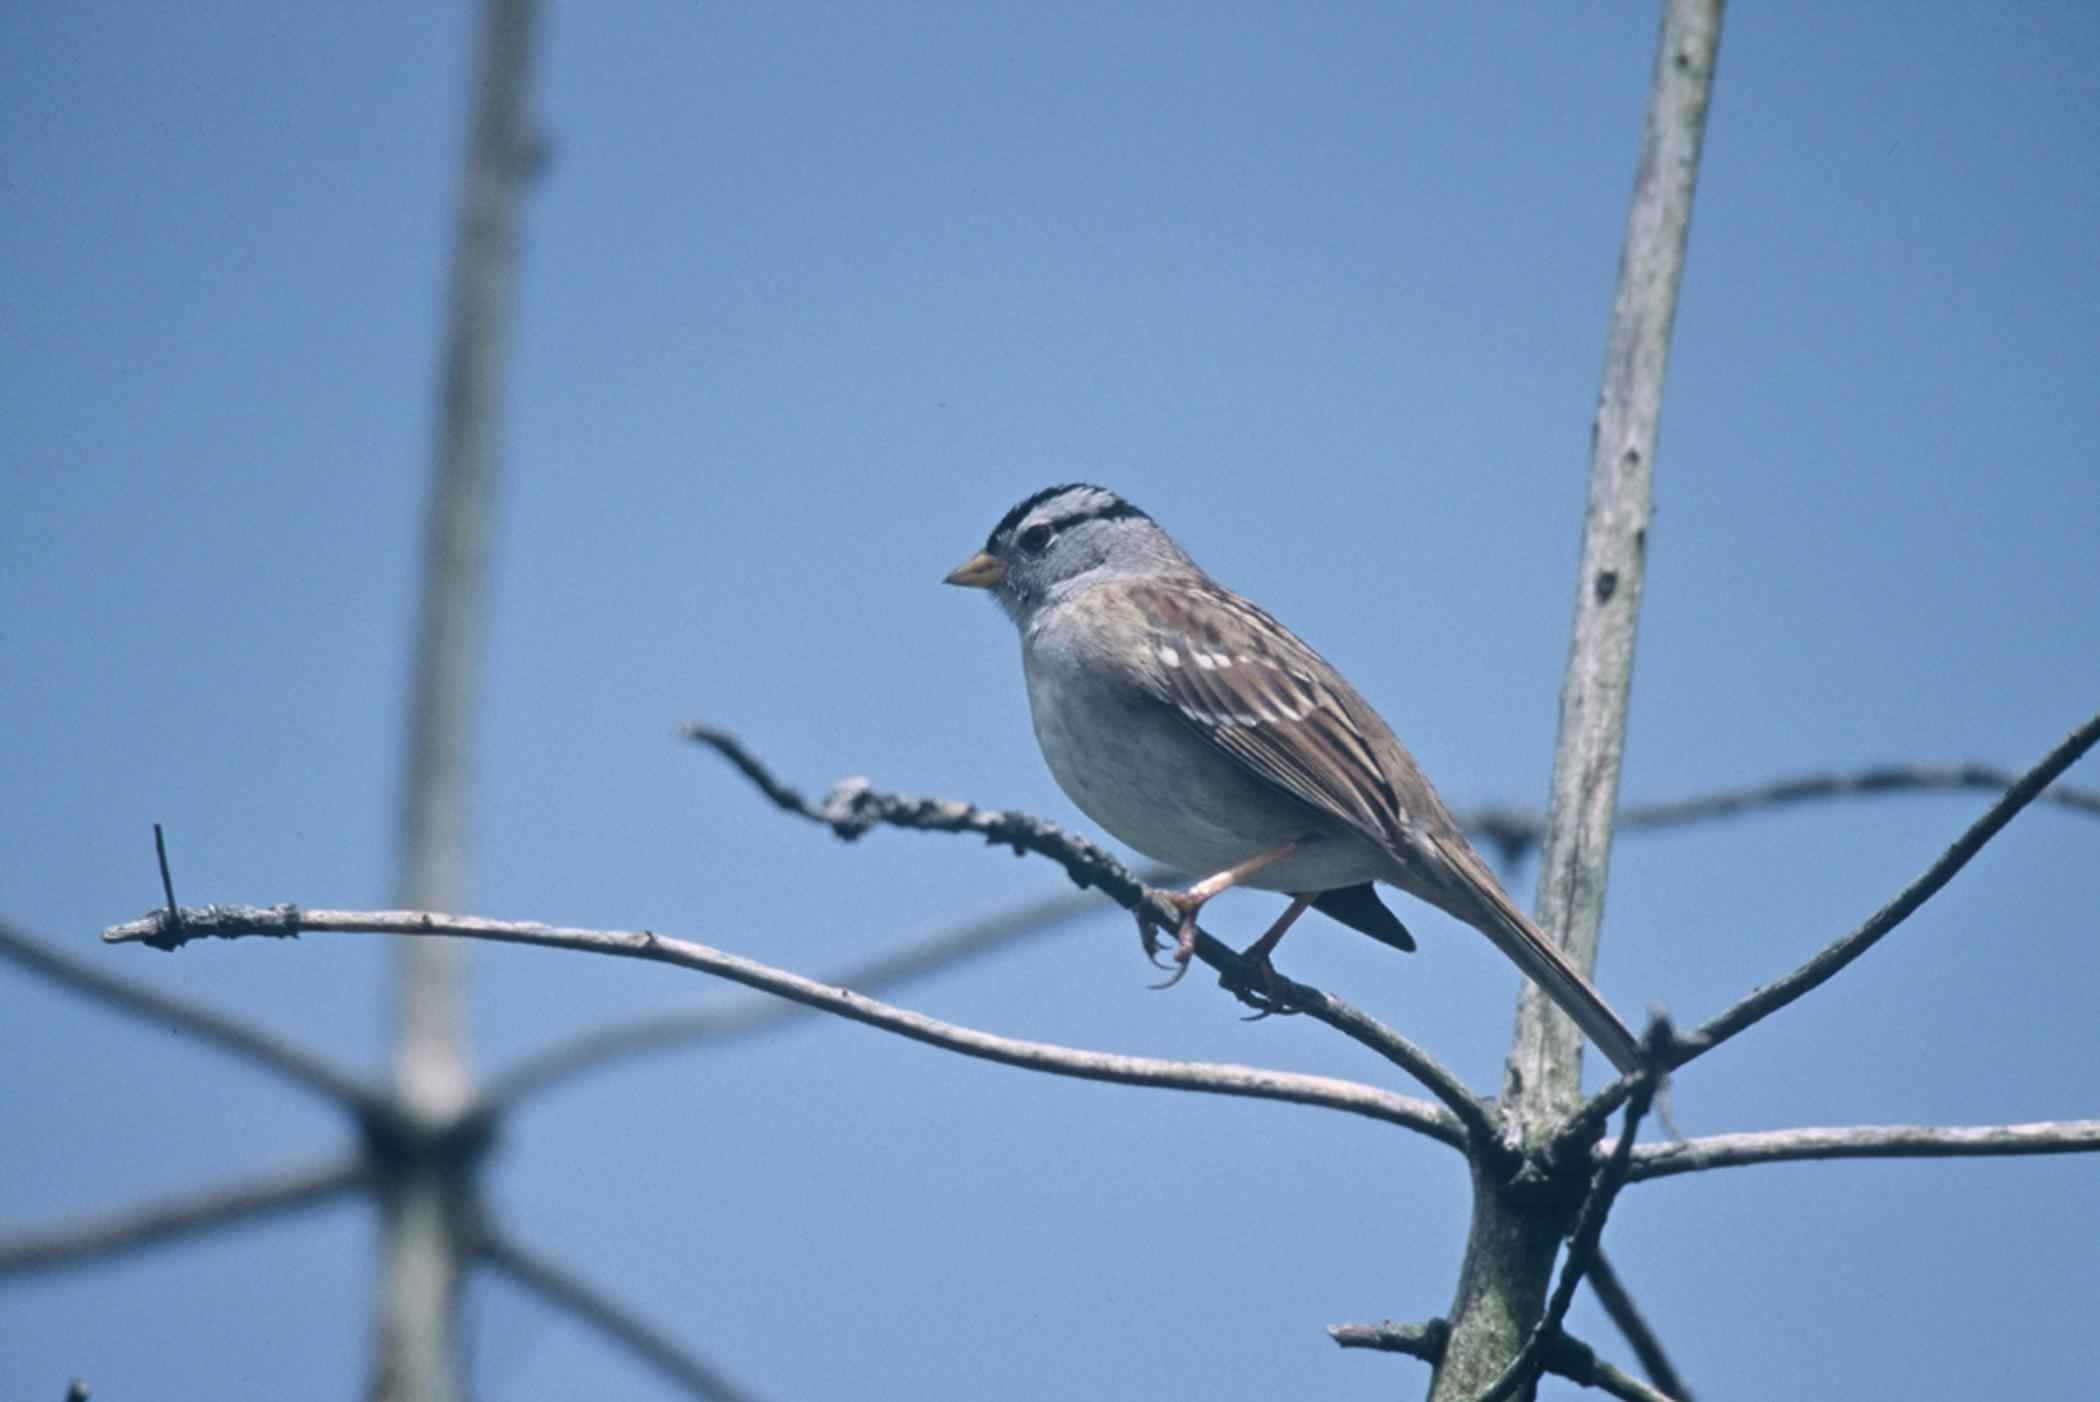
[1308, 883, 1416, 953]
[1423, 835, 1643, 1075]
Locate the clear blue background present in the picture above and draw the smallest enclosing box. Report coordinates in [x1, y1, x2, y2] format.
[5, 3, 2097, 1397]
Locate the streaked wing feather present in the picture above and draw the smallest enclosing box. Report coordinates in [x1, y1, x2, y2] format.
[1127, 579, 1409, 852]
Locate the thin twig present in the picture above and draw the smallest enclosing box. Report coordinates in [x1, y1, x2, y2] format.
[1682, 711, 2100, 1055]
[476, 1225, 764, 1402]
[1624, 1119, 2100, 1182]
[153, 823, 181, 922]
[1477, 1021, 1670, 1402]
[1330, 1321, 1678, 1402]
[0, 1156, 367, 1276]
[484, 885, 1124, 1108]
[1587, 1250, 1693, 1402]
[684, 723, 1499, 1143]
[0, 919, 379, 1111]
[1557, 709, 2100, 1151]
[104, 905, 1465, 1146]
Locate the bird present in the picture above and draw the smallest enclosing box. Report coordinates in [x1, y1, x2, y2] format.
[944, 483, 1642, 1074]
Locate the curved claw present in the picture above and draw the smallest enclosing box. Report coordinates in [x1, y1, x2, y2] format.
[1147, 959, 1193, 991]
[1136, 916, 1175, 970]
[1226, 947, 1299, 1019]
[1142, 901, 1204, 990]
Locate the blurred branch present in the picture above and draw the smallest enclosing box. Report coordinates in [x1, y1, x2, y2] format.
[476, 1226, 764, 1402]
[1624, 1118, 2100, 1182]
[683, 724, 1497, 1142]
[1465, 762, 2100, 868]
[1586, 1250, 1693, 1402]
[0, 1156, 366, 1276]
[0, 919, 378, 1111]
[104, 905, 1465, 1146]
[483, 883, 1131, 1109]
[1558, 708, 2100, 1150]
[1329, 1319, 1678, 1402]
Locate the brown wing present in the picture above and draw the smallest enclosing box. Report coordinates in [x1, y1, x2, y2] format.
[1117, 576, 1642, 1073]
[1121, 576, 1423, 854]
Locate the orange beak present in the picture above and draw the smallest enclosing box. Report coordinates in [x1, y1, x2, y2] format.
[943, 551, 1006, 589]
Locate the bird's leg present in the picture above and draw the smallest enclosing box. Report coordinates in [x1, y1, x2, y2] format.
[1142, 839, 1299, 989]
[1244, 893, 1313, 969]
[1226, 893, 1314, 1017]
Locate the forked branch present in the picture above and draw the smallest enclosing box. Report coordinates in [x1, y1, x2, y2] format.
[1557, 708, 2100, 1150]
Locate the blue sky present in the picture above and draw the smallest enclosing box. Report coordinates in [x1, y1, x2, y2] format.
[4, 3, 2097, 1397]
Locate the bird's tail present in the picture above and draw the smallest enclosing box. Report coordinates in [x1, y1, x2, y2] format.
[1425, 834, 1643, 1075]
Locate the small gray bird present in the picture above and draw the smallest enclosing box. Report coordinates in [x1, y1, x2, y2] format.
[946, 483, 1641, 1074]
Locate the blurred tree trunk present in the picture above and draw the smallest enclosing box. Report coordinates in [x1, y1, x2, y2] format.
[370, 2, 538, 1399]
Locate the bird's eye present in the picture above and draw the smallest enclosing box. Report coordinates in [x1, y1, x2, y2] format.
[1017, 524, 1054, 555]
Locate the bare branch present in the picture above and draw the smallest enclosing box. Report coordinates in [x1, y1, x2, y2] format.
[685, 724, 1500, 1143]
[1681, 710, 2100, 1055]
[0, 1156, 367, 1276]
[1243, 969, 1495, 1141]
[1465, 762, 2100, 867]
[1557, 707, 2100, 1152]
[515, 746, 2100, 1115]
[1330, 1320, 1680, 1402]
[476, 1225, 765, 1402]
[508, 739, 2100, 1115]
[1505, 0, 1722, 1123]
[1624, 1119, 2100, 1182]
[0, 919, 378, 1111]
[483, 885, 1122, 1108]
[1587, 1250, 1694, 1402]
[104, 905, 1464, 1146]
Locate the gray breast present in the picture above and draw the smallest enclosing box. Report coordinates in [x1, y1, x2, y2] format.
[1020, 613, 1386, 891]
